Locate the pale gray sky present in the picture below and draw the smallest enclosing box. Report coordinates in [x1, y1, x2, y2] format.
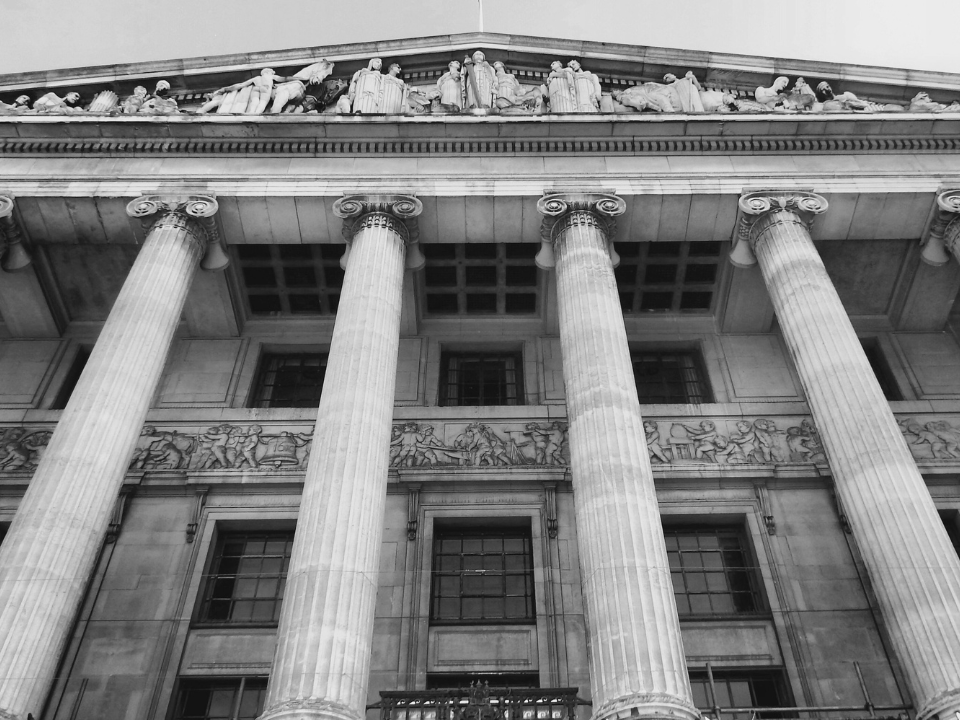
[2, 0, 958, 76]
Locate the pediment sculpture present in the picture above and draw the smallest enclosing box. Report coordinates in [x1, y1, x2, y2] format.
[3, 51, 959, 118]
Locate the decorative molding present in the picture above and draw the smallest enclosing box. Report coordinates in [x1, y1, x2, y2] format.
[105, 486, 134, 544]
[0, 194, 32, 272]
[730, 190, 829, 266]
[333, 194, 424, 269]
[3, 135, 960, 158]
[543, 481, 559, 538]
[920, 188, 960, 265]
[406, 483, 421, 541]
[536, 192, 625, 268]
[185, 486, 209, 543]
[125, 194, 226, 268]
[753, 483, 776, 535]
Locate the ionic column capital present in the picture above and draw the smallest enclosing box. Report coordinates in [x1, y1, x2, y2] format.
[920, 188, 960, 266]
[125, 194, 228, 271]
[730, 190, 829, 267]
[0, 194, 32, 272]
[333, 194, 424, 269]
[535, 192, 625, 269]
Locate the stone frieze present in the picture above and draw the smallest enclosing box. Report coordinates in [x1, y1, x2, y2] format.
[1, 414, 960, 474]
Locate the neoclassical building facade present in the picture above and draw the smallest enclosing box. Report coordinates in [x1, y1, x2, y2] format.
[0, 32, 958, 720]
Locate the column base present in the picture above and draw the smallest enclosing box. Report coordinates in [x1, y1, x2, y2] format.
[259, 698, 362, 720]
[593, 693, 700, 720]
[918, 686, 960, 720]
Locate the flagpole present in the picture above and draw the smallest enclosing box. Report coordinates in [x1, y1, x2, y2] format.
[478, 0, 484, 32]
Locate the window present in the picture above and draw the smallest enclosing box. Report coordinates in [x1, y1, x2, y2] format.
[236, 244, 343, 316]
[198, 532, 293, 624]
[250, 353, 327, 408]
[860, 339, 902, 401]
[422, 243, 539, 315]
[632, 350, 711, 404]
[431, 526, 535, 624]
[665, 527, 764, 616]
[615, 241, 723, 313]
[689, 670, 787, 719]
[51, 347, 89, 409]
[174, 678, 267, 720]
[439, 352, 523, 406]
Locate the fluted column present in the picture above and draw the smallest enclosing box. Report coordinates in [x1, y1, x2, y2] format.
[260, 195, 422, 720]
[537, 193, 696, 720]
[737, 190, 960, 720]
[0, 194, 219, 720]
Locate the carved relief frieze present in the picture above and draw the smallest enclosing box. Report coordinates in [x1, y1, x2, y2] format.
[2, 413, 960, 476]
[390, 421, 568, 468]
[644, 416, 828, 466]
[129, 423, 313, 471]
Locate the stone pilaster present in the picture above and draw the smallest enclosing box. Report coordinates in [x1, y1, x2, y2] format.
[260, 195, 422, 720]
[739, 190, 960, 720]
[538, 193, 697, 720]
[0, 194, 218, 720]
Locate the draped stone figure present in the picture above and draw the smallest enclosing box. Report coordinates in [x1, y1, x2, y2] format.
[463, 50, 498, 110]
[663, 71, 704, 112]
[567, 60, 601, 112]
[493, 61, 542, 113]
[140, 80, 179, 115]
[544, 60, 576, 112]
[381, 64, 408, 114]
[437, 60, 463, 111]
[349, 58, 384, 113]
[199, 68, 280, 114]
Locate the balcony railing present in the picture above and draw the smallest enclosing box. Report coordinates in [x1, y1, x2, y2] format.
[371, 686, 588, 720]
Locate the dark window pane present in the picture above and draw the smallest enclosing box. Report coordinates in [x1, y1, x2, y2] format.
[199, 532, 293, 625]
[251, 353, 326, 408]
[645, 264, 678, 283]
[431, 526, 535, 624]
[466, 266, 497, 286]
[647, 242, 682, 257]
[464, 244, 498, 259]
[664, 527, 763, 618]
[684, 264, 717, 283]
[632, 350, 710, 404]
[439, 352, 523, 407]
[426, 293, 459, 314]
[425, 266, 458, 286]
[504, 294, 536, 314]
[506, 266, 538, 286]
[640, 292, 674, 310]
[466, 294, 497, 313]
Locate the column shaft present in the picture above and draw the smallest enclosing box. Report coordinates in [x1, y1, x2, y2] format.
[751, 207, 960, 720]
[549, 204, 695, 720]
[261, 212, 406, 720]
[0, 211, 205, 720]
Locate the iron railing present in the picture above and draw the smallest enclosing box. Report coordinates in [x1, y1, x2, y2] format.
[371, 686, 588, 720]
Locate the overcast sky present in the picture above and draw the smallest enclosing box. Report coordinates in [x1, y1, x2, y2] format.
[2, 0, 958, 76]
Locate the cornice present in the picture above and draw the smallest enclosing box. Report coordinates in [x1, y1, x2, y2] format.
[3, 134, 960, 157]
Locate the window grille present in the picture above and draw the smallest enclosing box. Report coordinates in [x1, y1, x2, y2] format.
[198, 532, 293, 624]
[250, 353, 327, 408]
[237, 244, 343, 316]
[174, 678, 267, 720]
[615, 241, 722, 313]
[632, 350, 710, 404]
[431, 527, 535, 624]
[422, 244, 538, 316]
[439, 352, 523, 406]
[665, 528, 764, 616]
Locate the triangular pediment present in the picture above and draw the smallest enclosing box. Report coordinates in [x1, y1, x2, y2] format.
[1, 32, 958, 117]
